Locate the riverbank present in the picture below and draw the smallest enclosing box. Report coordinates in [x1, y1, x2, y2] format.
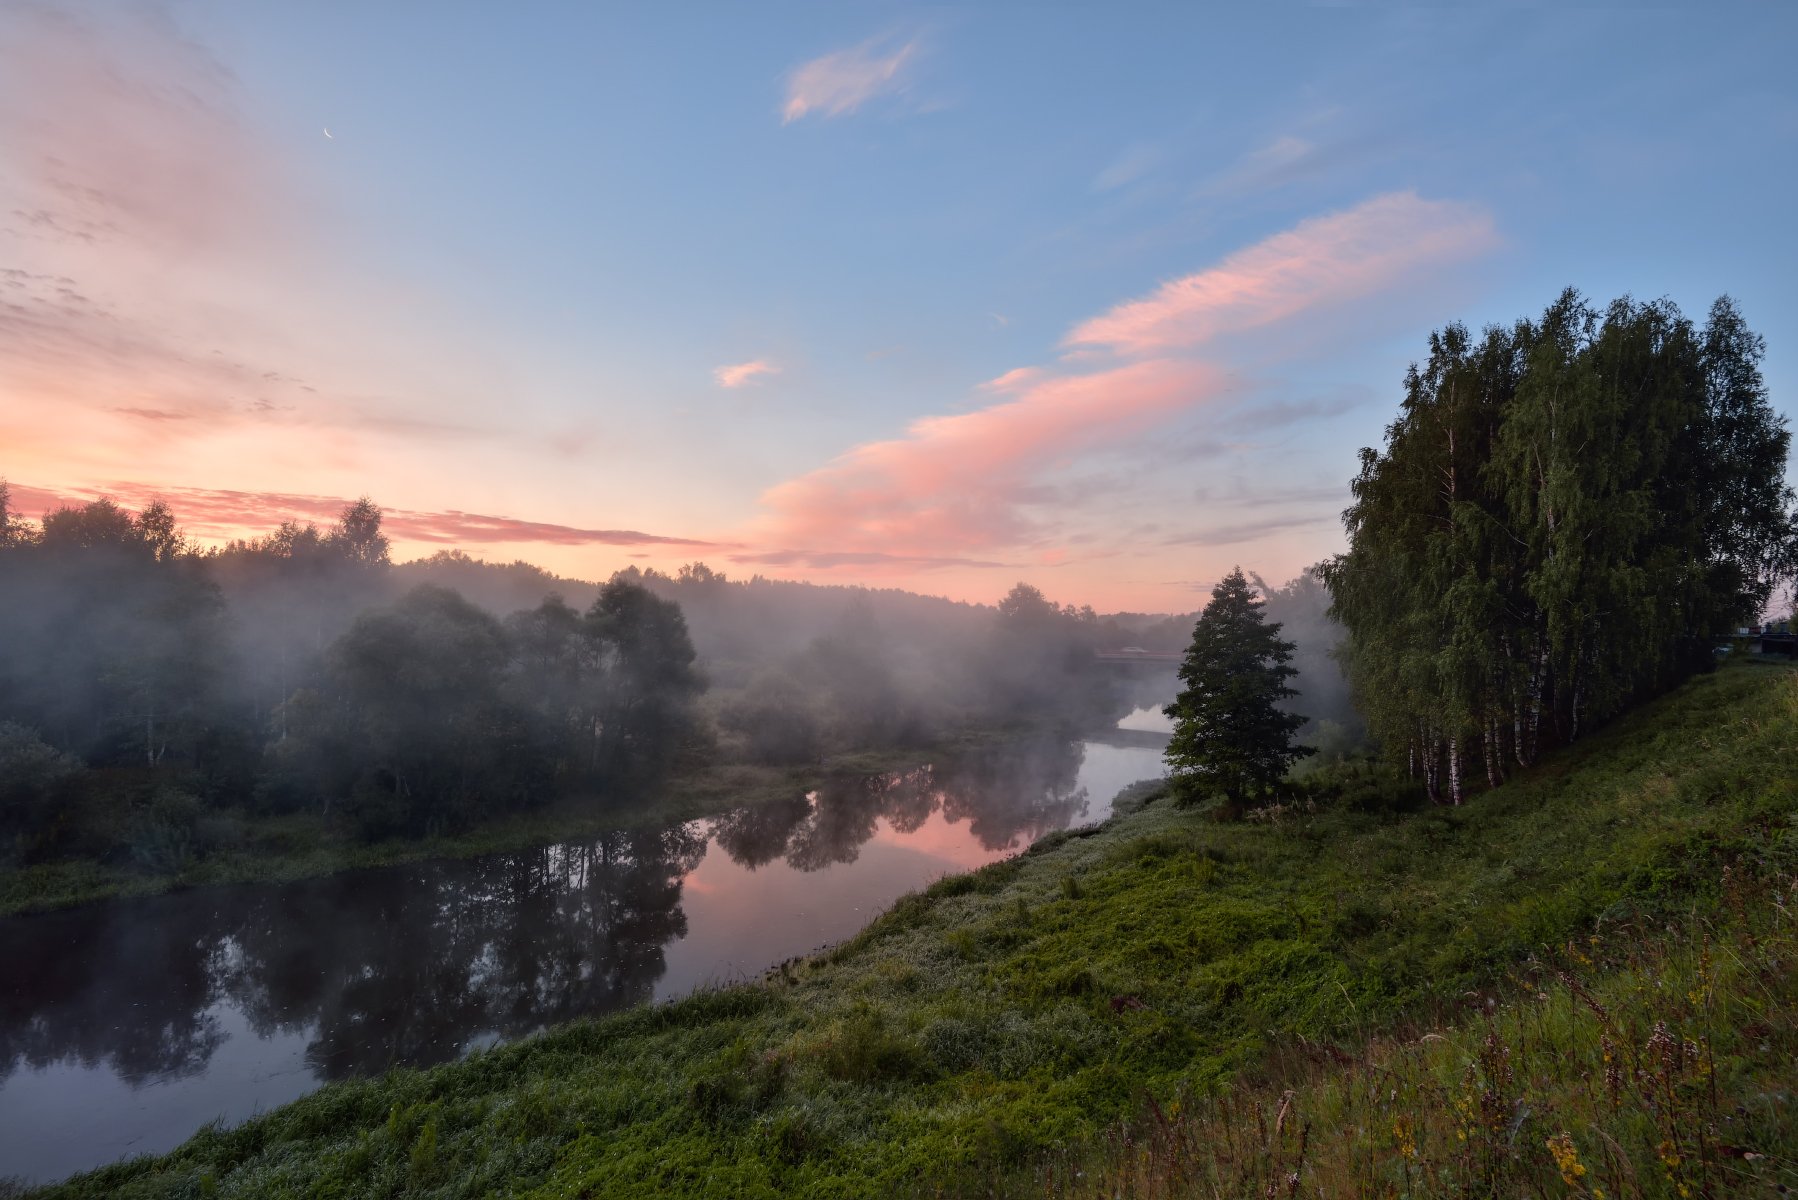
[24, 661, 1794, 1198]
[0, 729, 1026, 918]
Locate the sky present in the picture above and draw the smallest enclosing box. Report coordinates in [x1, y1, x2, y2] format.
[2, 1, 1795, 613]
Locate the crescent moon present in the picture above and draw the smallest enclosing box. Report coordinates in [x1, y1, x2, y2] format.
[323, 127, 333, 139]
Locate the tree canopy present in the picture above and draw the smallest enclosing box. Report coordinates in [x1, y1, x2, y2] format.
[1163, 568, 1311, 813]
[1322, 291, 1797, 803]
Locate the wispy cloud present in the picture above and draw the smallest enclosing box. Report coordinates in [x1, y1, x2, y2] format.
[757, 358, 1225, 563]
[782, 37, 918, 123]
[1200, 134, 1318, 195]
[1066, 191, 1496, 356]
[7, 482, 724, 550]
[1093, 141, 1163, 192]
[748, 192, 1495, 574]
[0, 4, 276, 257]
[727, 548, 1008, 570]
[0, 3, 522, 499]
[978, 366, 1046, 394]
[713, 358, 781, 388]
[1161, 512, 1336, 547]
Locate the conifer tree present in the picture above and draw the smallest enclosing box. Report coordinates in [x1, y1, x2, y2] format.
[1163, 568, 1312, 815]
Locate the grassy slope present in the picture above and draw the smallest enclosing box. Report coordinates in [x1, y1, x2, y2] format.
[1026, 863, 1797, 1198]
[25, 664, 1797, 1199]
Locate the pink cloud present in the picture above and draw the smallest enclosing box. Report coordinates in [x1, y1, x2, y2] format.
[713, 359, 781, 388]
[978, 366, 1046, 394]
[1065, 191, 1496, 355]
[782, 38, 917, 123]
[0, 4, 278, 257]
[746, 192, 1496, 576]
[757, 358, 1224, 561]
[6, 482, 722, 550]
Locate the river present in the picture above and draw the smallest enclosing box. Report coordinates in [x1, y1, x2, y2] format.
[0, 725, 1167, 1184]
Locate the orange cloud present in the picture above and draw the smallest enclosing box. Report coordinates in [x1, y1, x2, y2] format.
[6, 482, 722, 551]
[746, 192, 1496, 579]
[1065, 191, 1496, 356]
[978, 366, 1046, 394]
[782, 37, 917, 123]
[0, 3, 521, 502]
[757, 358, 1224, 561]
[713, 359, 780, 388]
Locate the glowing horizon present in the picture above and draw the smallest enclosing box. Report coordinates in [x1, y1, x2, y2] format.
[3, 4, 1793, 612]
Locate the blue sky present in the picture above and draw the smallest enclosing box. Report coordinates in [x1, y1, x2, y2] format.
[3, 1, 1794, 610]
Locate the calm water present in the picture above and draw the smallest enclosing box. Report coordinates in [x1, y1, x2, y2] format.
[0, 733, 1165, 1184]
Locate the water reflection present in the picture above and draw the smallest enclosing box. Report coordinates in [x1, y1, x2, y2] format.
[0, 734, 1160, 1182]
[0, 824, 706, 1088]
[712, 738, 1088, 876]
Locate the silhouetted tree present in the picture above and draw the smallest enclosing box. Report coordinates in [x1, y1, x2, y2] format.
[327, 497, 390, 567]
[1164, 568, 1311, 815]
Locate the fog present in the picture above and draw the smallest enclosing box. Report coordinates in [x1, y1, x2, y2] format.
[0, 486, 1360, 871]
[0, 483, 1371, 1183]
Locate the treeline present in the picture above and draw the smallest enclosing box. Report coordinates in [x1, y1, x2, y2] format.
[0, 491, 706, 861]
[0, 487, 1182, 871]
[1324, 292, 1796, 802]
[516, 563, 1169, 767]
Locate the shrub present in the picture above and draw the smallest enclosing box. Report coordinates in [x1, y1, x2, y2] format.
[124, 786, 204, 874]
[0, 722, 82, 856]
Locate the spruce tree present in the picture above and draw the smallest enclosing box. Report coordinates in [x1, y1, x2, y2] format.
[1163, 568, 1312, 814]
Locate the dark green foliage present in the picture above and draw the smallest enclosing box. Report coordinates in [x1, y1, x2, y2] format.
[1324, 292, 1797, 802]
[1163, 568, 1313, 813]
[28, 665, 1794, 1200]
[0, 723, 81, 860]
[0, 495, 712, 862]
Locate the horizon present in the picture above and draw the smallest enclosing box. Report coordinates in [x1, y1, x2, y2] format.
[4, 3, 1796, 611]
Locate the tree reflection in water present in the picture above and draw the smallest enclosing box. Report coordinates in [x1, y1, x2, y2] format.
[0, 735, 1090, 1088]
[714, 737, 1089, 872]
[0, 825, 705, 1085]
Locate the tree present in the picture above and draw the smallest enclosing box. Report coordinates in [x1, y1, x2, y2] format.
[40, 498, 142, 552]
[328, 497, 390, 567]
[586, 578, 705, 778]
[1163, 568, 1312, 815]
[0, 479, 30, 549]
[1324, 291, 1797, 801]
[135, 499, 185, 562]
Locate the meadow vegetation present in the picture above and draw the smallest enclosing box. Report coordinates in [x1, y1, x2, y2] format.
[26, 661, 1795, 1199]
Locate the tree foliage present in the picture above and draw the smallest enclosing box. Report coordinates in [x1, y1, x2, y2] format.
[1163, 568, 1312, 813]
[0, 495, 711, 852]
[1323, 291, 1797, 802]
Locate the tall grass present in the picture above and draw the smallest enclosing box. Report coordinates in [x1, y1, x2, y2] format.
[21, 665, 1797, 1199]
[1022, 865, 1797, 1198]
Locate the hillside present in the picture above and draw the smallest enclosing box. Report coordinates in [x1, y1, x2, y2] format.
[24, 662, 1797, 1199]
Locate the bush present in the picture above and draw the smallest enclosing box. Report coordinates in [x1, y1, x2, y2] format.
[125, 786, 203, 874]
[813, 1005, 933, 1084]
[1289, 756, 1424, 812]
[0, 722, 82, 856]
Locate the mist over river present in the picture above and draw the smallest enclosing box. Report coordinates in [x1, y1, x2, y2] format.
[0, 729, 1166, 1184]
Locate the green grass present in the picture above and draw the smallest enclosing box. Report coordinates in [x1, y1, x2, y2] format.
[1021, 867, 1798, 1198]
[20, 664, 1797, 1198]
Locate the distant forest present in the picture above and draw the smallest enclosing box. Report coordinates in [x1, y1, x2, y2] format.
[0, 482, 1356, 871]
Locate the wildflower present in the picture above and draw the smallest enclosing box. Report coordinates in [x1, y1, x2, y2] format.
[1547, 1132, 1587, 1186]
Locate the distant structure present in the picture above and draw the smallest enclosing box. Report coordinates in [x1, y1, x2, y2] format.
[1723, 621, 1796, 659]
